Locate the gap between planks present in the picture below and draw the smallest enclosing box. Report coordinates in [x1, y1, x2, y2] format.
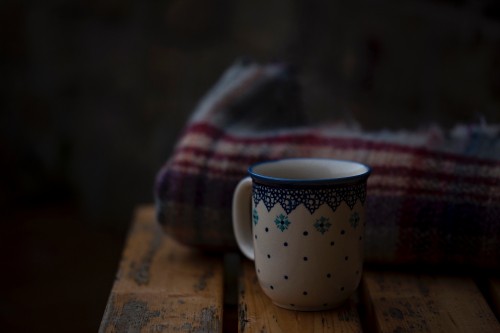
[99, 205, 500, 333]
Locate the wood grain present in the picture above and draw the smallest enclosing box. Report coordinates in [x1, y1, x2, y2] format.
[489, 278, 500, 320]
[362, 271, 500, 333]
[99, 204, 500, 332]
[238, 260, 362, 333]
[99, 205, 224, 332]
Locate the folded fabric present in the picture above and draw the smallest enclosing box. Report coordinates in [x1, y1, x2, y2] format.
[155, 60, 500, 269]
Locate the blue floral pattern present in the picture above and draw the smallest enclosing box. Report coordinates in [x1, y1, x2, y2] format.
[314, 216, 332, 234]
[349, 212, 360, 229]
[252, 208, 259, 225]
[274, 214, 291, 231]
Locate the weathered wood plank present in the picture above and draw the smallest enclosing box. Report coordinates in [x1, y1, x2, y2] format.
[362, 271, 500, 333]
[99, 205, 224, 332]
[238, 260, 362, 333]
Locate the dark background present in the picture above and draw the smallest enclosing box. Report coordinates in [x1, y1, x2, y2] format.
[2, 0, 499, 331]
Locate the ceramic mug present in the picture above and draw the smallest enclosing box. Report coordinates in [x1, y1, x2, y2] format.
[232, 158, 371, 311]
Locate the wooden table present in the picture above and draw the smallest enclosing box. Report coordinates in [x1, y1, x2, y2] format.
[99, 205, 500, 332]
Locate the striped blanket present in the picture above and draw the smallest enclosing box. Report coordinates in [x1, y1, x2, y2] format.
[155, 60, 500, 269]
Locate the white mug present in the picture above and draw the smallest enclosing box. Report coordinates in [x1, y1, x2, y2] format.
[232, 158, 371, 311]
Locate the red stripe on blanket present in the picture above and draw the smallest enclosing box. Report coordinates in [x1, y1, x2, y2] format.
[368, 184, 497, 204]
[169, 145, 500, 187]
[372, 166, 499, 187]
[166, 160, 500, 202]
[183, 122, 500, 167]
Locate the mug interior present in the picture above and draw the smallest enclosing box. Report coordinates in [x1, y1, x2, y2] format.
[249, 158, 370, 184]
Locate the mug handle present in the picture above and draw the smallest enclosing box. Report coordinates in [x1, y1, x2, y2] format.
[232, 177, 254, 260]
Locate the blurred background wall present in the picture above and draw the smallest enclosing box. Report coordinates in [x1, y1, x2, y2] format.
[1, 0, 499, 331]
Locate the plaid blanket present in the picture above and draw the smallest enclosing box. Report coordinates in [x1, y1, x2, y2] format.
[155, 60, 500, 269]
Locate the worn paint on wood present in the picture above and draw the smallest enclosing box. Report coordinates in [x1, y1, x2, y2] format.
[238, 260, 362, 333]
[99, 204, 500, 332]
[362, 271, 500, 333]
[99, 205, 224, 332]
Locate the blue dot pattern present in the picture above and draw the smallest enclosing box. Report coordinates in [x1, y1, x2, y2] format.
[252, 182, 366, 307]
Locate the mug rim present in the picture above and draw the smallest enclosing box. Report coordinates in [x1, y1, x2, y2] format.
[248, 158, 372, 186]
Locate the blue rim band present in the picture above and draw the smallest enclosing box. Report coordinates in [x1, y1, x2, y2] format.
[248, 158, 372, 186]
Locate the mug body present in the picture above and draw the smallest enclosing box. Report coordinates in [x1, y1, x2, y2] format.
[248, 158, 370, 310]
